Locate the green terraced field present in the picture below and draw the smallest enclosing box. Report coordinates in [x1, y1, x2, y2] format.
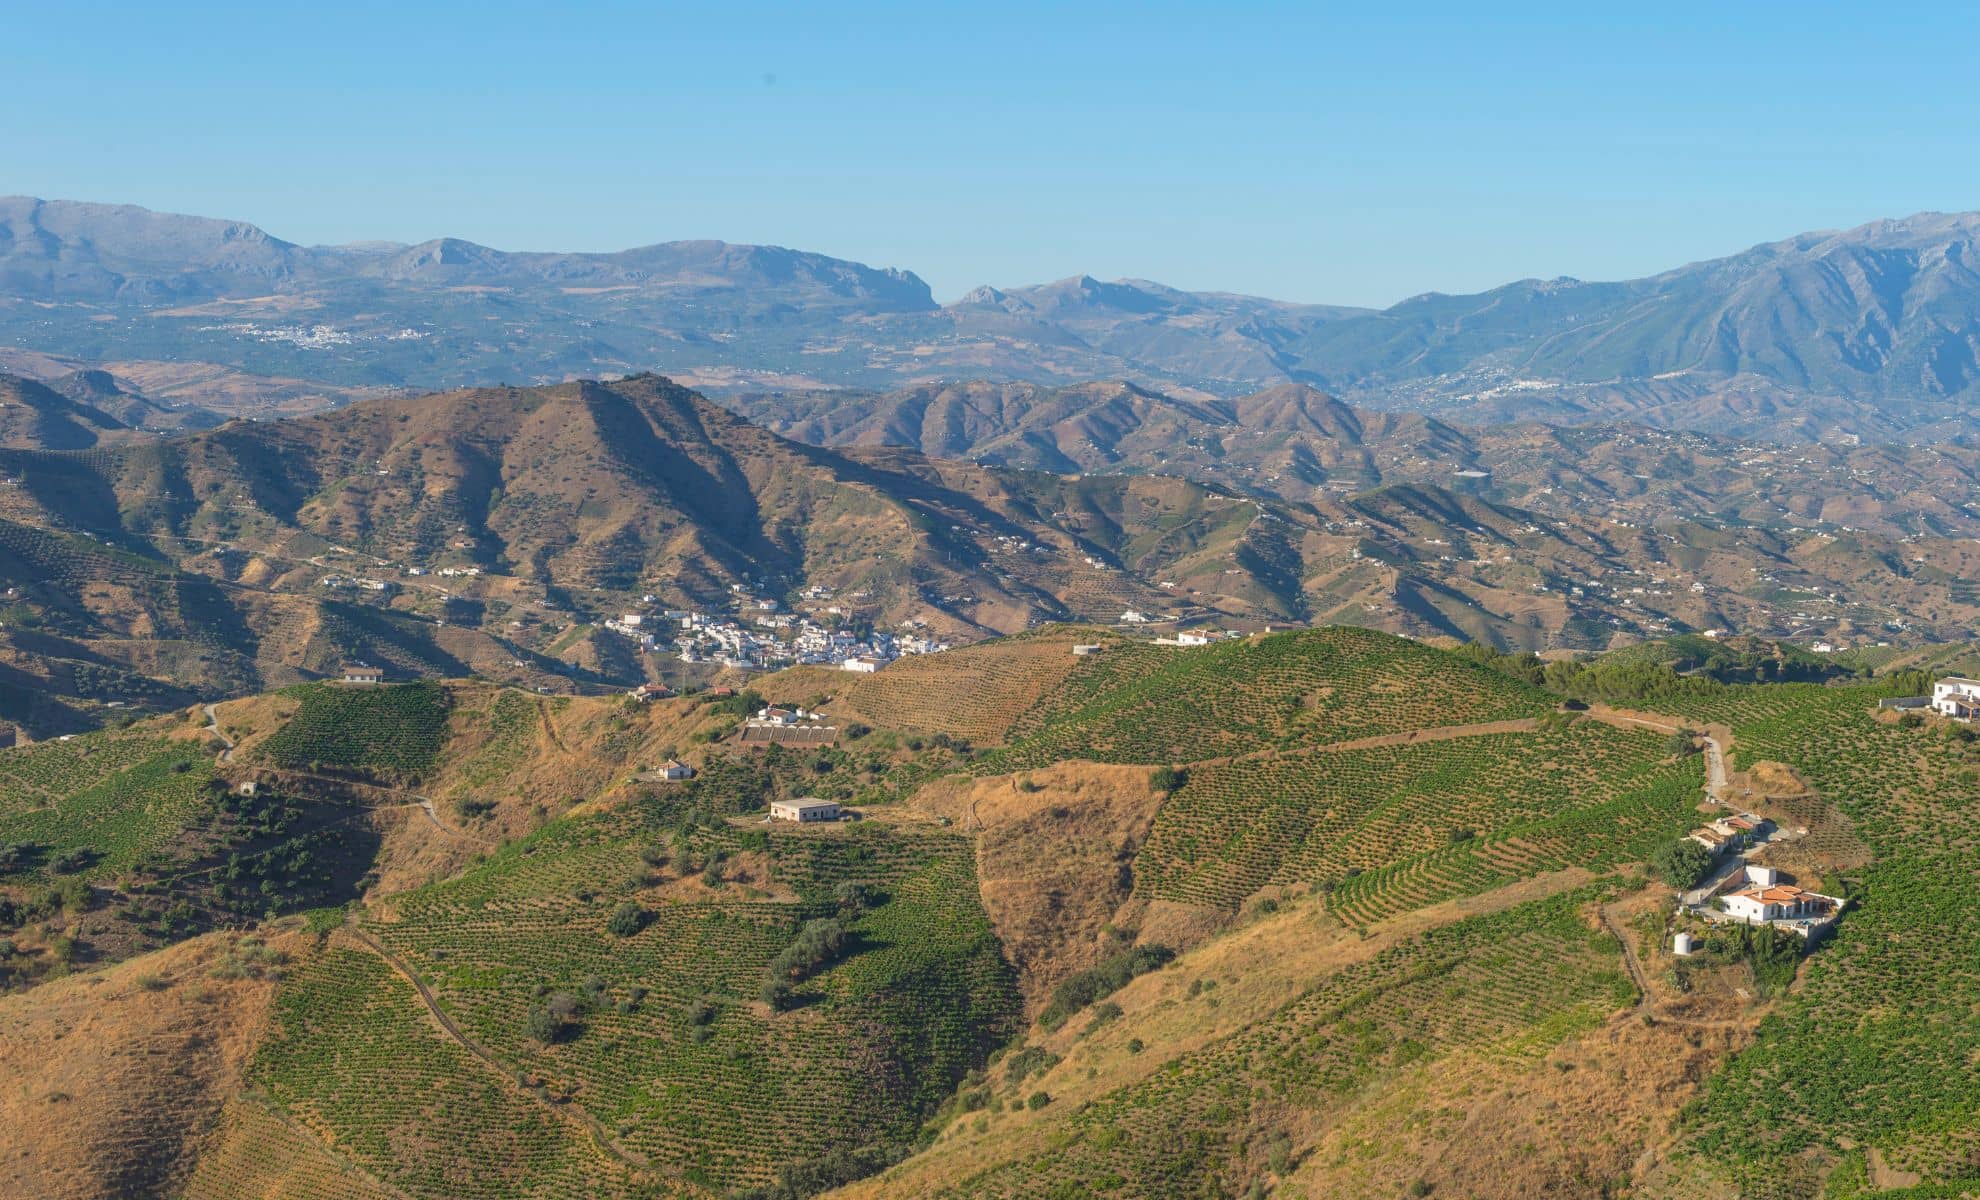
[1648, 685, 1980, 1199]
[258, 680, 451, 783]
[252, 939, 643, 1200]
[987, 626, 1557, 769]
[351, 794, 1021, 1193]
[0, 732, 214, 882]
[1131, 718, 1703, 916]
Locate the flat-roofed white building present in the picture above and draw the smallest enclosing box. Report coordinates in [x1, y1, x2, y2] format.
[769, 797, 842, 823]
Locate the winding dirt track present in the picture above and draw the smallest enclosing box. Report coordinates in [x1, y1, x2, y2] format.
[343, 926, 647, 1169]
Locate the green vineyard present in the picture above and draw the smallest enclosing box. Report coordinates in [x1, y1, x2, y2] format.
[258, 680, 452, 783]
[1654, 685, 1980, 1198]
[0, 732, 213, 882]
[341, 795, 1021, 1193]
[988, 626, 1556, 769]
[1132, 719, 1703, 915]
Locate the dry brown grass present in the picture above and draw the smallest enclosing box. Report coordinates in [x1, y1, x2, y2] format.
[0, 932, 288, 1200]
[1289, 1009, 1752, 1200]
[833, 868, 1603, 1199]
[911, 763, 1165, 1012]
[784, 632, 1092, 746]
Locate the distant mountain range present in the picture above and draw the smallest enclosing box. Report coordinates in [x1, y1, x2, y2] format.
[4, 196, 1979, 438]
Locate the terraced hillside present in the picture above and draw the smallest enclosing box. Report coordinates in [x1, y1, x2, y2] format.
[1136, 717, 1701, 916]
[989, 625, 1557, 767]
[4, 626, 1975, 1200]
[1630, 685, 1980, 1200]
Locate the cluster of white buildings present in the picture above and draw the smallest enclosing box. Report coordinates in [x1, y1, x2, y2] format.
[597, 594, 950, 673]
[318, 574, 393, 593]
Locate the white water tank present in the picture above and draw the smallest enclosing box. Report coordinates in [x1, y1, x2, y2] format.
[1673, 932, 1698, 956]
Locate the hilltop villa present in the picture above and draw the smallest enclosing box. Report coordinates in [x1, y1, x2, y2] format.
[1932, 677, 1980, 720]
[340, 663, 385, 684]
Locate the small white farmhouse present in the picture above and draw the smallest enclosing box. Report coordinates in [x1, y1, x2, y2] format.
[769, 797, 842, 823]
[1932, 677, 1980, 720]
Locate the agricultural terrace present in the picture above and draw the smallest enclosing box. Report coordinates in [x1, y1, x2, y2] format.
[1134, 717, 1702, 916]
[356, 789, 1020, 1193]
[987, 627, 1556, 769]
[931, 886, 1634, 1198]
[1644, 684, 1980, 1199]
[0, 732, 214, 882]
[181, 1095, 404, 1200]
[251, 938, 644, 1200]
[257, 681, 451, 784]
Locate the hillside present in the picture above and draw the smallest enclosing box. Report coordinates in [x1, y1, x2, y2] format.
[5, 625, 1964, 1199]
[0, 373, 128, 449]
[733, 377, 1980, 540]
[16, 370, 1980, 744]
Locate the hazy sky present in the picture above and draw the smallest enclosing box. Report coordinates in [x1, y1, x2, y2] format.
[7, 1, 1975, 306]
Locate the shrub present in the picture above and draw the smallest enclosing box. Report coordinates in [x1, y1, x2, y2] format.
[1651, 837, 1715, 889]
[525, 1005, 563, 1044]
[1150, 766, 1187, 794]
[1038, 944, 1174, 1031]
[1026, 1091, 1052, 1110]
[605, 901, 646, 937]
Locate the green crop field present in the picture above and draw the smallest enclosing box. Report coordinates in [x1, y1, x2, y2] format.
[0, 732, 213, 882]
[1132, 718, 1702, 916]
[986, 627, 1557, 769]
[1647, 685, 1980, 1199]
[343, 786, 1021, 1194]
[258, 681, 451, 783]
[930, 886, 1634, 1198]
[251, 938, 644, 1200]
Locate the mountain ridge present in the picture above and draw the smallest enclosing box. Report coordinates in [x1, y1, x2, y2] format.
[8, 195, 1980, 436]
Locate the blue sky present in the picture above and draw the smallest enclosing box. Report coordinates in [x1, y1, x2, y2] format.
[6, 1, 1975, 306]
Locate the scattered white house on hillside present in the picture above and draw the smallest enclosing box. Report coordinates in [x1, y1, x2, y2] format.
[1688, 812, 1770, 857]
[841, 655, 884, 673]
[650, 759, 695, 782]
[1120, 609, 1150, 624]
[1932, 677, 1980, 720]
[769, 797, 842, 823]
[340, 663, 385, 684]
[1072, 643, 1103, 657]
[1718, 864, 1844, 938]
[753, 706, 815, 727]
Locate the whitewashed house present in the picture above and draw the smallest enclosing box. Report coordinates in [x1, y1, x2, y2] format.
[1932, 677, 1980, 720]
[769, 797, 842, 823]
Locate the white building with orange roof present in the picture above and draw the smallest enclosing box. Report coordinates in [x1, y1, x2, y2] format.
[1718, 865, 1844, 938]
